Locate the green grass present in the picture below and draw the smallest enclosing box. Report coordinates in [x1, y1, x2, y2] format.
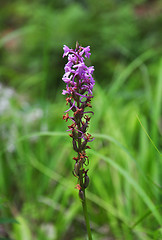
[0, 56, 162, 239]
[0, 1, 162, 239]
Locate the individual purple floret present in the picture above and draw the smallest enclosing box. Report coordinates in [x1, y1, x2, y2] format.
[62, 42, 95, 197]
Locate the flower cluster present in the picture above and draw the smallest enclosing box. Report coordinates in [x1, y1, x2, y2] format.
[62, 42, 95, 199]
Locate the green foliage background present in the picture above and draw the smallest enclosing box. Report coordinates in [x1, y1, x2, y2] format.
[0, 0, 162, 239]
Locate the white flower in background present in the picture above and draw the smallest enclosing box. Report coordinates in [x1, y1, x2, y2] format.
[40, 223, 56, 239]
[25, 108, 43, 123]
[0, 82, 46, 151]
[0, 83, 15, 115]
[0, 98, 10, 115]
[1, 124, 17, 153]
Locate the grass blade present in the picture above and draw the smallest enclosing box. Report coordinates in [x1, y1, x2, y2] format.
[90, 150, 162, 226]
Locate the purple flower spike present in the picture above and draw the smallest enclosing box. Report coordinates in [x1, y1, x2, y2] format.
[62, 42, 95, 195]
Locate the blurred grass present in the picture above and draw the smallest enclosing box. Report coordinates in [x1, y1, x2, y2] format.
[0, 58, 162, 239]
[0, 0, 162, 239]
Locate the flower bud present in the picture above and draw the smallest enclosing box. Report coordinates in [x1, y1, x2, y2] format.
[81, 123, 88, 133]
[72, 129, 78, 139]
[84, 174, 89, 188]
[76, 41, 79, 51]
[74, 162, 80, 176]
[81, 140, 87, 150]
[73, 139, 78, 152]
[79, 189, 84, 200]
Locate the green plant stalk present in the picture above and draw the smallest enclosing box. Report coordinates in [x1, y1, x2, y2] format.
[82, 189, 93, 240]
[78, 167, 93, 239]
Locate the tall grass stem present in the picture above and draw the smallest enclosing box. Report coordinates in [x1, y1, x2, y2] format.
[82, 190, 93, 240]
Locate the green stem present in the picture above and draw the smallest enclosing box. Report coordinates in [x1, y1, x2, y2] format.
[82, 189, 93, 240]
